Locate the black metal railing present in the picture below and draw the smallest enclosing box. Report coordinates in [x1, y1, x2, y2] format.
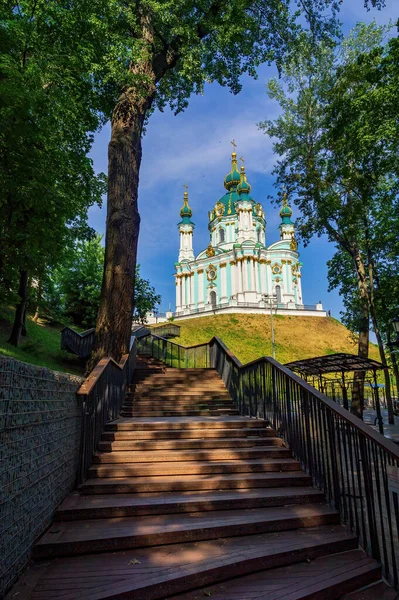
[140, 333, 399, 588]
[138, 335, 211, 368]
[149, 323, 180, 339]
[61, 327, 95, 358]
[77, 337, 137, 483]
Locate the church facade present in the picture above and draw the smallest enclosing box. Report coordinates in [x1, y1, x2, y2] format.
[174, 151, 325, 319]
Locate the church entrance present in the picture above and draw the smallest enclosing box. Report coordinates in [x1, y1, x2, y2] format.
[210, 290, 217, 308]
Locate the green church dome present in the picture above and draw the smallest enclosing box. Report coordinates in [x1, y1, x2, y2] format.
[224, 152, 241, 191]
[237, 165, 252, 195]
[179, 190, 193, 224]
[279, 193, 293, 224]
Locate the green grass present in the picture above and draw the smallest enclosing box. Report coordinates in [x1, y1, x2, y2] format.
[174, 313, 380, 365]
[0, 307, 84, 375]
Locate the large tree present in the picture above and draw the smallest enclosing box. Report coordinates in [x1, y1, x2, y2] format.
[90, 0, 369, 365]
[0, 0, 117, 345]
[259, 23, 398, 420]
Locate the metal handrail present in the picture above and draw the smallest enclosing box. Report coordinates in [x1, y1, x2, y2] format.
[138, 332, 399, 588]
[61, 326, 95, 358]
[76, 337, 137, 483]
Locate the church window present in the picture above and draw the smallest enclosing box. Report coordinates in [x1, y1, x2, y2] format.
[257, 228, 262, 243]
[275, 285, 282, 303]
[272, 263, 282, 275]
[219, 228, 225, 243]
[210, 290, 217, 307]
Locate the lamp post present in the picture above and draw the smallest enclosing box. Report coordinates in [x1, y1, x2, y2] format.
[263, 293, 278, 360]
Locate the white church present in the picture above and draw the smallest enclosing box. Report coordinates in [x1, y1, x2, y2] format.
[172, 150, 325, 320]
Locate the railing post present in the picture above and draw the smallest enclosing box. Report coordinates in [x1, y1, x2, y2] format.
[359, 436, 381, 562]
[271, 366, 277, 430]
[326, 410, 341, 512]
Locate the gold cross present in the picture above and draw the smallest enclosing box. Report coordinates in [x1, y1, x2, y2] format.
[240, 156, 245, 165]
[183, 183, 188, 191]
[231, 139, 237, 150]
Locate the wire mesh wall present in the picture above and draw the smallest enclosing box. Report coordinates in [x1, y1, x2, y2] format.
[0, 358, 84, 597]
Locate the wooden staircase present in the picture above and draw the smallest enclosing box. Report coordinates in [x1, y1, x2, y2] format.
[10, 356, 383, 599]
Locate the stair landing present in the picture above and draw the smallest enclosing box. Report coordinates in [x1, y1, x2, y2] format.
[7, 356, 382, 600]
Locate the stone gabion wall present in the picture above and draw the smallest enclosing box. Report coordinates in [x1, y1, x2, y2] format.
[0, 357, 84, 597]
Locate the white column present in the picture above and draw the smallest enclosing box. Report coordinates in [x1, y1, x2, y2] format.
[237, 260, 243, 294]
[190, 273, 195, 307]
[221, 265, 227, 300]
[198, 271, 204, 305]
[252, 259, 257, 292]
[185, 275, 190, 306]
[266, 263, 272, 294]
[242, 259, 248, 292]
[231, 262, 236, 297]
[297, 274, 303, 304]
[260, 263, 266, 294]
[175, 278, 180, 311]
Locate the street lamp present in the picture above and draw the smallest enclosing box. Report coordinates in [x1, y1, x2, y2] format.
[262, 293, 278, 360]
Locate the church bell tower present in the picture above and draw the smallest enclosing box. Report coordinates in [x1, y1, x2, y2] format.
[178, 187, 194, 262]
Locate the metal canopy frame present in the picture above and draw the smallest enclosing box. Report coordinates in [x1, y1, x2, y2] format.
[285, 353, 388, 434]
[284, 352, 387, 376]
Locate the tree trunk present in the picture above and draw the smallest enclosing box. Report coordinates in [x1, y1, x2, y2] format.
[369, 306, 395, 423]
[364, 234, 395, 425]
[8, 269, 29, 347]
[351, 248, 369, 419]
[32, 278, 42, 323]
[89, 84, 156, 368]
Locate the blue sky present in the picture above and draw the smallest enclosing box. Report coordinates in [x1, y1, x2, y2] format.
[88, 0, 397, 317]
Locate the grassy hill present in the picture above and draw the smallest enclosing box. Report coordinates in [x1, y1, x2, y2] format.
[0, 307, 84, 375]
[167, 314, 380, 365]
[0, 307, 380, 375]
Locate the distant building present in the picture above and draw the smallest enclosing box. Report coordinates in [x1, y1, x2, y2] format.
[174, 150, 325, 319]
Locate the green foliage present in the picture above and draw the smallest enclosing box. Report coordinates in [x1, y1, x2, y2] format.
[0, 306, 83, 374]
[133, 268, 161, 324]
[0, 0, 116, 306]
[259, 22, 399, 356]
[49, 235, 105, 328]
[42, 235, 160, 327]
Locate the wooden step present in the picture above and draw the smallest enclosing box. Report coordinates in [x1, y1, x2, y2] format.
[15, 526, 359, 600]
[130, 392, 231, 399]
[80, 470, 312, 494]
[123, 402, 235, 409]
[124, 398, 234, 406]
[88, 457, 302, 477]
[55, 487, 325, 520]
[97, 437, 283, 452]
[121, 410, 240, 417]
[132, 377, 224, 385]
[34, 505, 340, 558]
[105, 417, 266, 431]
[132, 387, 228, 394]
[169, 549, 381, 600]
[343, 581, 397, 599]
[101, 428, 273, 440]
[92, 446, 291, 463]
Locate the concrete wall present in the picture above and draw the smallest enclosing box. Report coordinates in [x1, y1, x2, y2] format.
[0, 357, 83, 596]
